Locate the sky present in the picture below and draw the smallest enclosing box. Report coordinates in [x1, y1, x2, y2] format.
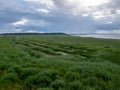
[0, 0, 120, 34]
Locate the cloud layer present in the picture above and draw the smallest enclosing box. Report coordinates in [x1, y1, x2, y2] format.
[0, 0, 120, 34]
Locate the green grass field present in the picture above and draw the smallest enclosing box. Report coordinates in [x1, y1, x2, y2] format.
[0, 35, 120, 90]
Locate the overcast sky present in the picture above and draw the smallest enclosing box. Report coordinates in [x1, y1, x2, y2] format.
[0, 0, 120, 34]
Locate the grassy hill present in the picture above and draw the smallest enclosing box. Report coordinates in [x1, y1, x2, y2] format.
[0, 35, 120, 90]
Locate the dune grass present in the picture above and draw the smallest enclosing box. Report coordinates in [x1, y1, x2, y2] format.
[0, 35, 120, 90]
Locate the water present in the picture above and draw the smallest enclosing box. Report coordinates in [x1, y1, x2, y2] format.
[73, 34, 120, 39]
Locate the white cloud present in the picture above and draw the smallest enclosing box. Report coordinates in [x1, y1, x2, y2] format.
[37, 8, 50, 14]
[81, 13, 89, 17]
[54, 0, 110, 16]
[106, 21, 113, 24]
[12, 18, 48, 27]
[25, 30, 44, 33]
[77, 0, 109, 7]
[92, 8, 115, 19]
[93, 11, 107, 19]
[12, 18, 28, 26]
[24, 0, 54, 9]
[96, 30, 120, 34]
[53, 0, 120, 21]
[116, 10, 120, 14]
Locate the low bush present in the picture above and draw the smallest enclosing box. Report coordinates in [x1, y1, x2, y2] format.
[64, 72, 80, 82]
[68, 81, 82, 90]
[0, 72, 18, 84]
[25, 71, 53, 89]
[19, 67, 40, 80]
[50, 80, 66, 90]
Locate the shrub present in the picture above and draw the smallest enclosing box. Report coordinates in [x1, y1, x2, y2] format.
[12, 65, 22, 75]
[20, 67, 40, 80]
[0, 63, 10, 71]
[0, 72, 18, 84]
[50, 80, 66, 90]
[64, 72, 80, 82]
[68, 81, 82, 90]
[25, 71, 53, 89]
[27, 50, 41, 58]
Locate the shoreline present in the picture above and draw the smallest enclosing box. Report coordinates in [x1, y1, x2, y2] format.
[72, 34, 120, 39]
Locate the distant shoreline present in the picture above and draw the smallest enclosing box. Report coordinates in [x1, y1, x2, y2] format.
[0, 33, 120, 39]
[71, 33, 120, 35]
[72, 34, 120, 39]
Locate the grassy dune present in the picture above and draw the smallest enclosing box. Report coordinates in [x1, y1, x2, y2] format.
[0, 35, 120, 90]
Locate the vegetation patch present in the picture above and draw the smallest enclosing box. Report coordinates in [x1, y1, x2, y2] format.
[0, 35, 120, 90]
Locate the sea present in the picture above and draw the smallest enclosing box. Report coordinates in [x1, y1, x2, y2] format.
[73, 34, 120, 39]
